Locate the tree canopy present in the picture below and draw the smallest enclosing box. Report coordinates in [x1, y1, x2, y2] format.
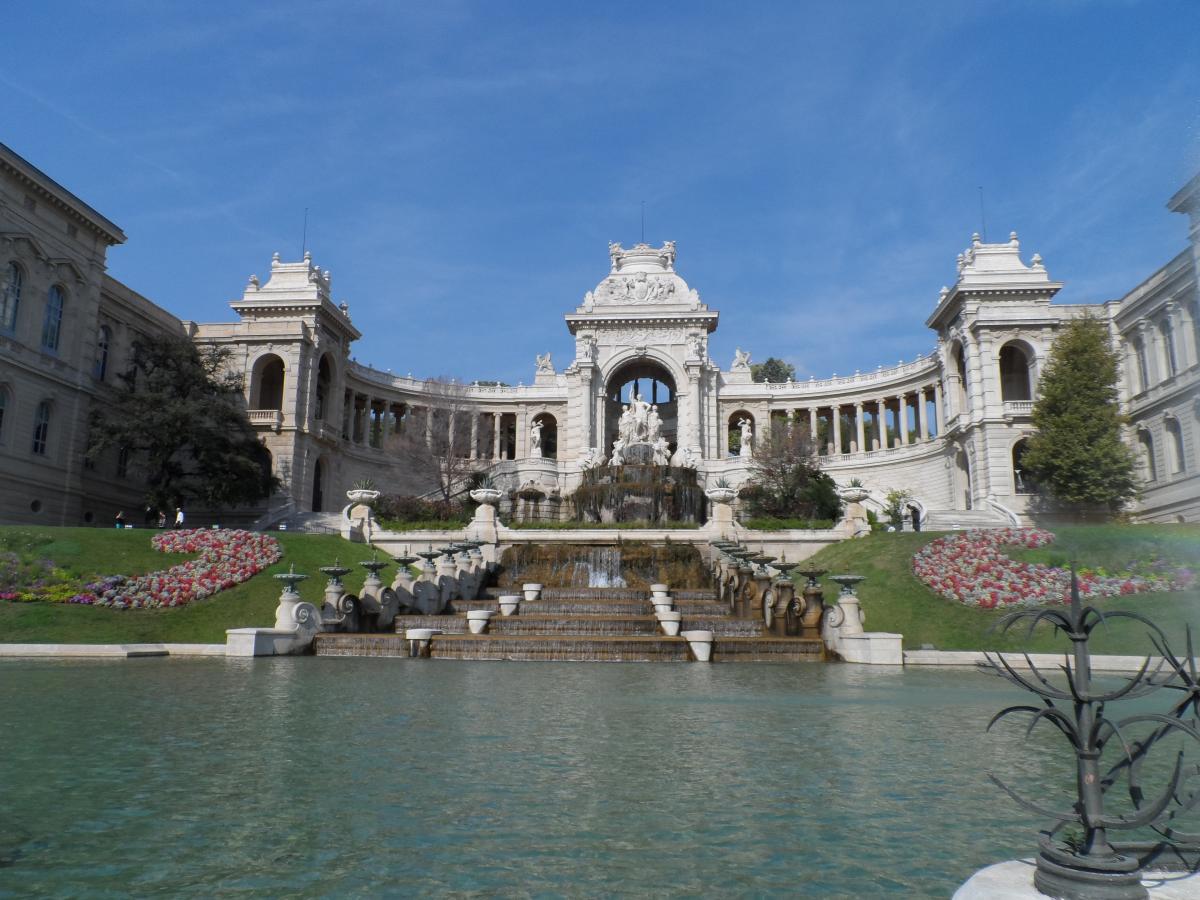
[739, 420, 842, 521]
[750, 357, 796, 384]
[90, 335, 278, 512]
[1021, 316, 1138, 514]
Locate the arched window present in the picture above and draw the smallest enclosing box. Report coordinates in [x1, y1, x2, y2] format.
[1, 262, 21, 332]
[314, 355, 332, 420]
[41, 285, 64, 351]
[999, 343, 1033, 402]
[1160, 318, 1178, 379]
[31, 400, 50, 456]
[251, 354, 285, 411]
[952, 343, 968, 414]
[1165, 418, 1185, 475]
[1133, 337, 1150, 392]
[94, 325, 112, 380]
[1137, 429, 1156, 482]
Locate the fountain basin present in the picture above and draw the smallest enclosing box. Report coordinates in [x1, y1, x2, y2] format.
[650, 583, 670, 601]
[653, 601, 673, 615]
[681, 629, 714, 662]
[523, 583, 544, 603]
[405, 627, 441, 657]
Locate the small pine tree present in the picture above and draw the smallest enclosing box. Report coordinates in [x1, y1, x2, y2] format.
[1021, 315, 1137, 514]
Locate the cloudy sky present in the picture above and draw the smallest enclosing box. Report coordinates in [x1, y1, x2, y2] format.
[3, 1, 1197, 383]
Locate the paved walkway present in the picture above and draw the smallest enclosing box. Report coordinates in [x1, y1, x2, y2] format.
[0, 643, 226, 658]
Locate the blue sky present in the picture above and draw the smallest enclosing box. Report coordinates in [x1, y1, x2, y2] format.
[3, 1, 1197, 383]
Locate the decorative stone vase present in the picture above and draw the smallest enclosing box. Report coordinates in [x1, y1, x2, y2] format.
[705, 487, 737, 504]
[498, 594, 521, 616]
[346, 488, 381, 505]
[466, 609, 493, 634]
[469, 487, 503, 506]
[405, 627, 440, 657]
[653, 601, 673, 615]
[650, 583, 670, 601]
[657, 610, 682, 636]
[839, 487, 869, 503]
[681, 629, 714, 662]
[522, 583, 543, 603]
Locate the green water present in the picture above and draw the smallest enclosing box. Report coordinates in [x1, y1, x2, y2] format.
[1, 660, 1044, 896]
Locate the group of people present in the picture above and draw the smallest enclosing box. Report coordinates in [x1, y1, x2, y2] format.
[114, 507, 185, 529]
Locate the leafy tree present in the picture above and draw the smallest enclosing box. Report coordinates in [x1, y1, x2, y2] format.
[738, 419, 843, 521]
[1021, 315, 1138, 514]
[90, 335, 278, 511]
[750, 356, 796, 384]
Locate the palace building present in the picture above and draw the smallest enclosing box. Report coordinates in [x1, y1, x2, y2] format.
[1, 141, 1197, 527]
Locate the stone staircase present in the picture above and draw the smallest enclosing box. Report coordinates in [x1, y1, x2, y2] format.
[312, 587, 825, 662]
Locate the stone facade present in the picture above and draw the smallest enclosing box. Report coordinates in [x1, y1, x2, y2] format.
[1, 140, 1196, 525]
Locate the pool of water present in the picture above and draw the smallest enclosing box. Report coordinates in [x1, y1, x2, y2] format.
[1, 659, 1046, 896]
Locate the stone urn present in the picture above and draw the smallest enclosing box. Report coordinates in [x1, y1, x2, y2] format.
[466, 609, 493, 634]
[346, 488, 381, 505]
[497, 594, 521, 616]
[469, 487, 503, 506]
[656, 610, 683, 636]
[681, 629, 714, 662]
[705, 487, 737, 504]
[839, 486, 869, 504]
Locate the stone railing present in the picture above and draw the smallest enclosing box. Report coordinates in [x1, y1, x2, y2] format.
[725, 352, 941, 394]
[1003, 400, 1034, 417]
[347, 362, 567, 399]
[247, 409, 283, 431]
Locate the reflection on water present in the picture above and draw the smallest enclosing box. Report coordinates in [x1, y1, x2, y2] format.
[0, 659, 1043, 896]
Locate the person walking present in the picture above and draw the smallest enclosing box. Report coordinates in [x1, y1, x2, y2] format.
[174, 507, 185, 528]
[114, 510, 126, 529]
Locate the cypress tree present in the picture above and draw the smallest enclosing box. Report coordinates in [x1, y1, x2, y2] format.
[1021, 315, 1137, 514]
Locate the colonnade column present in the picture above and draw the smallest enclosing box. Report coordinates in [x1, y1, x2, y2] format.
[832, 406, 843, 455]
[854, 402, 865, 454]
[470, 415, 479, 460]
[898, 394, 909, 446]
[581, 370, 594, 451]
[424, 406, 432, 449]
[492, 413, 501, 460]
[919, 389, 931, 441]
[934, 383, 945, 434]
[875, 399, 886, 449]
[807, 407, 817, 445]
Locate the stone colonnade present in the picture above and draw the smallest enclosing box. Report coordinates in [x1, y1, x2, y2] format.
[765, 382, 945, 456]
[339, 389, 522, 460]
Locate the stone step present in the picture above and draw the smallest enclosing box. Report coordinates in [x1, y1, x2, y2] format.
[314, 632, 825, 662]
[393, 614, 765, 638]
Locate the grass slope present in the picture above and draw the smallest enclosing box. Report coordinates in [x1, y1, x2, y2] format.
[0, 527, 373, 645]
[802, 525, 1200, 654]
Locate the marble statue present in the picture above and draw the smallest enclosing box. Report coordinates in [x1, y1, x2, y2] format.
[610, 438, 626, 466]
[530, 420, 543, 458]
[578, 447, 604, 470]
[732, 348, 751, 370]
[646, 404, 661, 441]
[536, 352, 554, 374]
[738, 417, 753, 458]
[652, 437, 671, 466]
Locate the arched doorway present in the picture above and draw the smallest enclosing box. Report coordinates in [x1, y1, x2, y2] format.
[955, 448, 972, 510]
[312, 458, 325, 512]
[604, 359, 677, 458]
[1012, 438, 1035, 494]
[251, 354, 286, 410]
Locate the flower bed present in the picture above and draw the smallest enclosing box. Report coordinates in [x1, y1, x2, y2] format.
[911, 527, 1195, 609]
[0, 529, 282, 610]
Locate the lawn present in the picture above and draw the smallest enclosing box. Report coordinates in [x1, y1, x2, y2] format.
[0, 527, 374, 644]
[802, 524, 1200, 654]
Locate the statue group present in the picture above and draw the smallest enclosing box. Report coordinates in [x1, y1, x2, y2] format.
[611, 391, 670, 466]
